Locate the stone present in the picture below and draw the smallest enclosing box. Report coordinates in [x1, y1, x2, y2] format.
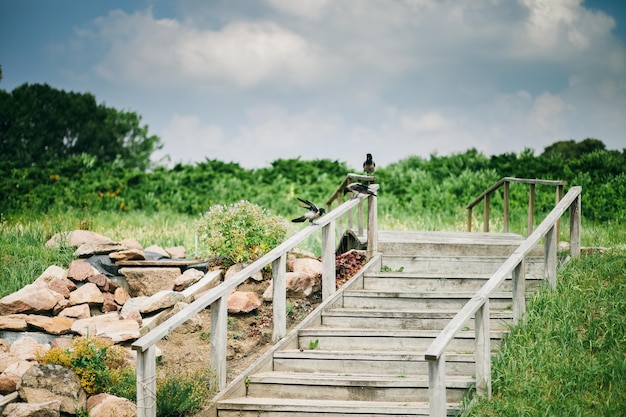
[0, 350, 21, 372]
[45, 277, 76, 299]
[71, 313, 140, 343]
[119, 297, 148, 318]
[66, 260, 98, 282]
[69, 283, 104, 306]
[33, 265, 67, 286]
[10, 336, 50, 361]
[45, 230, 114, 249]
[74, 242, 127, 258]
[0, 372, 20, 394]
[108, 248, 145, 261]
[166, 245, 186, 259]
[120, 267, 181, 297]
[87, 393, 137, 417]
[144, 244, 170, 258]
[4, 360, 34, 378]
[86, 273, 108, 290]
[288, 257, 323, 277]
[2, 401, 61, 417]
[58, 304, 91, 320]
[140, 290, 186, 314]
[25, 316, 74, 335]
[173, 268, 205, 291]
[119, 238, 143, 250]
[101, 293, 119, 313]
[227, 291, 262, 314]
[113, 286, 131, 306]
[225, 263, 263, 282]
[263, 272, 321, 300]
[18, 364, 87, 414]
[0, 284, 59, 315]
[0, 314, 28, 331]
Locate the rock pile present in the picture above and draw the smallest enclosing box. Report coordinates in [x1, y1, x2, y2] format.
[0, 230, 327, 416]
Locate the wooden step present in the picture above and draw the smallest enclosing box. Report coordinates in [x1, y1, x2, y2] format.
[381, 255, 545, 276]
[363, 272, 545, 293]
[342, 290, 513, 310]
[273, 350, 477, 376]
[245, 371, 473, 402]
[321, 308, 513, 330]
[297, 328, 504, 352]
[377, 231, 542, 257]
[217, 397, 461, 417]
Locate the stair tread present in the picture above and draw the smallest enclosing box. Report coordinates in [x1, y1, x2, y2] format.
[275, 349, 476, 360]
[218, 396, 460, 413]
[299, 328, 506, 337]
[250, 371, 474, 386]
[344, 290, 513, 298]
[323, 308, 513, 317]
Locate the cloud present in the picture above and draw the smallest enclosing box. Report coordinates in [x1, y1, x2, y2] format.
[91, 9, 333, 88]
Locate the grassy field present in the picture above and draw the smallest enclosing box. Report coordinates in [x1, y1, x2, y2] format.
[464, 249, 626, 416]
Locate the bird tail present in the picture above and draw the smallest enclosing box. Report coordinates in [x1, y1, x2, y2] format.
[291, 216, 306, 223]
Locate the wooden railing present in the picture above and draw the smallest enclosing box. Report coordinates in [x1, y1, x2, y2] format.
[425, 185, 581, 417]
[131, 177, 378, 417]
[467, 177, 567, 236]
[326, 173, 376, 251]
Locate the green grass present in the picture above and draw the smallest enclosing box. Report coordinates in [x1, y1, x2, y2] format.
[464, 249, 626, 417]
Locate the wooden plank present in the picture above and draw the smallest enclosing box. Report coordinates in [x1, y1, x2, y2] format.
[211, 296, 228, 389]
[272, 255, 286, 342]
[322, 221, 336, 301]
[428, 353, 447, 417]
[475, 302, 491, 398]
[367, 195, 378, 258]
[116, 259, 201, 267]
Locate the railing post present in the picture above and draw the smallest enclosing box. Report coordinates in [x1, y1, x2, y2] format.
[512, 260, 526, 324]
[467, 207, 473, 232]
[503, 181, 510, 233]
[570, 194, 581, 258]
[322, 221, 336, 301]
[428, 353, 447, 417]
[135, 345, 157, 417]
[527, 183, 535, 236]
[475, 301, 492, 398]
[483, 193, 490, 232]
[357, 200, 364, 236]
[367, 195, 378, 259]
[210, 296, 228, 389]
[556, 184, 563, 240]
[545, 225, 557, 288]
[272, 255, 287, 341]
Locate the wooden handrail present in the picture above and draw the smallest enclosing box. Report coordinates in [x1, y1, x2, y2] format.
[426, 185, 582, 417]
[132, 186, 378, 417]
[467, 177, 567, 235]
[326, 174, 375, 238]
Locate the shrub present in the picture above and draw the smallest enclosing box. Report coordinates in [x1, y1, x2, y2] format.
[156, 367, 217, 417]
[195, 200, 291, 265]
[37, 336, 132, 396]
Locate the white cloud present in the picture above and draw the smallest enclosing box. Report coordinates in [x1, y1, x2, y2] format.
[92, 10, 333, 88]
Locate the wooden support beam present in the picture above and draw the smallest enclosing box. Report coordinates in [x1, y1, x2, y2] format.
[272, 255, 287, 341]
[428, 353, 447, 417]
[210, 296, 228, 389]
[322, 221, 336, 301]
[475, 301, 492, 398]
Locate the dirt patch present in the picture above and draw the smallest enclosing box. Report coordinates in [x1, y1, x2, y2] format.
[154, 250, 366, 382]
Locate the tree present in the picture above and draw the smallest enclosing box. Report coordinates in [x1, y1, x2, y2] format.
[0, 83, 162, 170]
[541, 138, 606, 159]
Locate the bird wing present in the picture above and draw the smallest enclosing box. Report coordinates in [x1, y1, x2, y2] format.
[297, 198, 317, 211]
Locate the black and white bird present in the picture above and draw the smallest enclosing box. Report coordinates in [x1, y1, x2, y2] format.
[343, 182, 377, 199]
[291, 198, 326, 225]
[363, 153, 376, 175]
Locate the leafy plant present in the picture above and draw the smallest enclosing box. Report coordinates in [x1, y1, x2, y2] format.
[37, 336, 131, 396]
[195, 200, 291, 266]
[156, 367, 217, 417]
[308, 339, 319, 350]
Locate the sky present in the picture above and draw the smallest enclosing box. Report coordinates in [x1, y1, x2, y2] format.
[1, 0, 625, 170]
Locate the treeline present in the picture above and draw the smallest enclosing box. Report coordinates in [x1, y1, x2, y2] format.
[1, 139, 624, 224]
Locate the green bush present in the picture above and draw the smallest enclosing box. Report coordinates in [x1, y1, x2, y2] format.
[156, 367, 217, 417]
[195, 200, 291, 265]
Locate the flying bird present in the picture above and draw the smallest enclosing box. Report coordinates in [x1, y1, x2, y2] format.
[343, 182, 377, 199]
[363, 153, 376, 175]
[291, 198, 326, 225]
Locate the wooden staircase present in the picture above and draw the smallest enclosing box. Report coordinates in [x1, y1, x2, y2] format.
[210, 231, 545, 417]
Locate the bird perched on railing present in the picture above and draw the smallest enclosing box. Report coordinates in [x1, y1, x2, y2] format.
[363, 153, 376, 175]
[344, 182, 377, 199]
[291, 198, 326, 225]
